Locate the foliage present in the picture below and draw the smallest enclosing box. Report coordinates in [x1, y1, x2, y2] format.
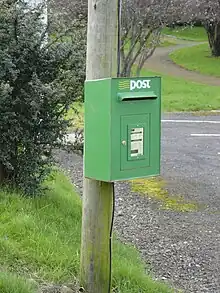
[50, 0, 87, 23]
[51, 0, 178, 77]
[0, 0, 86, 195]
[120, 0, 173, 76]
[180, 0, 220, 56]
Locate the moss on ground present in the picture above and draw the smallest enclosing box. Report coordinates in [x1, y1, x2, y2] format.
[131, 177, 199, 212]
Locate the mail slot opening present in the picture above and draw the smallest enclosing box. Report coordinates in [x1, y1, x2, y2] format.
[118, 92, 157, 102]
[121, 96, 157, 101]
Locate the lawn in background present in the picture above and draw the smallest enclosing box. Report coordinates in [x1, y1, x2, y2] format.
[141, 69, 220, 112]
[159, 39, 176, 47]
[170, 43, 220, 77]
[0, 171, 172, 293]
[162, 26, 207, 42]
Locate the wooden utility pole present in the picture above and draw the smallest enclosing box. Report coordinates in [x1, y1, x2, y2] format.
[80, 0, 119, 292]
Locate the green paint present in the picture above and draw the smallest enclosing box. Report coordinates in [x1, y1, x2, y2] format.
[131, 177, 199, 212]
[84, 77, 161, 182]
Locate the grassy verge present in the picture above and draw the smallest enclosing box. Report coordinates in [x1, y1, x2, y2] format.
[141, 68, 220, 111]
[159, 35, 177, 47]
[0, 171, 172, 293]
[170, 43, 220, 77]
[159, 40, 176, 47]
[162, 26, 207, 42]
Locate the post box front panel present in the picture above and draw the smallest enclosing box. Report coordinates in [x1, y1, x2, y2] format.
[120, 114, 150, 170]
[111, 77, 161, 181]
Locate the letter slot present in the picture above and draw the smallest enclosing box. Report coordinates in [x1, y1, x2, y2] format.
[118, 92, 157, 102]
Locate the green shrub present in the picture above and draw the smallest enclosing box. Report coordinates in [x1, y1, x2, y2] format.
[0, 0, 86, 195]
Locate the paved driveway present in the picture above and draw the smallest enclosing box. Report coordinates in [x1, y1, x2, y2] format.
[144, 41, 220, 86]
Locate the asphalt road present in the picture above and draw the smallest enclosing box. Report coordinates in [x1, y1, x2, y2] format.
[141, 112, 220, 292]
[57, 112, 220, 293]
[161, 112, 220, 209]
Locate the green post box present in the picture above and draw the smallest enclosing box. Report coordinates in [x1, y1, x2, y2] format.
[84, 76, 161, 181]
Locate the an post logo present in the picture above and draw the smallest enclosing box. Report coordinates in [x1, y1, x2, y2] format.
[118, 80, 130, 90]
[118, 79, 151, 91]
[130, 80, 151, 91]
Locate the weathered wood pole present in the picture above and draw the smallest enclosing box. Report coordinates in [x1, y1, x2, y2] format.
[79, 0, 119, 293]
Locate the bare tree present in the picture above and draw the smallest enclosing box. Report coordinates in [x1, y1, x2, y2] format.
[198, 1, 220, 56]
[52, 0, 181, 77]
[182, 0, 220, 56]
[49, 0, 87, 24]
[120, 0, 179, 77]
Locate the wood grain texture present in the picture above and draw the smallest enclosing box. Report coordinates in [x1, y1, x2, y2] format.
[80, 0, 118, 292]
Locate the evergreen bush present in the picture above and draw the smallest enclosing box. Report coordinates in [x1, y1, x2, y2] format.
[0, 0, 86, 195]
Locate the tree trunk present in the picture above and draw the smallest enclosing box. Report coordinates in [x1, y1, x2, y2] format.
[204, 22, 220, 57]
[0, 164, 7, 182]
[0, 163, 12, 183]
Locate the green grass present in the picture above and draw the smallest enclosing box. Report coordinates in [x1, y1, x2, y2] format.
[170, 43, 220, 77]
[159, 39, 177, 47]
[0, 172, 82, 283]
[162, 26, 207, 42]
[0, 272, 37, 293]
[140, 68, 220, 111]
[0, 171, 172, 293]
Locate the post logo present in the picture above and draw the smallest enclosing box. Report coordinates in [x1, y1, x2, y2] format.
[130, 80, 151, 91]
[118, 79, 151, 91]
[118, 80, 130, 90]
